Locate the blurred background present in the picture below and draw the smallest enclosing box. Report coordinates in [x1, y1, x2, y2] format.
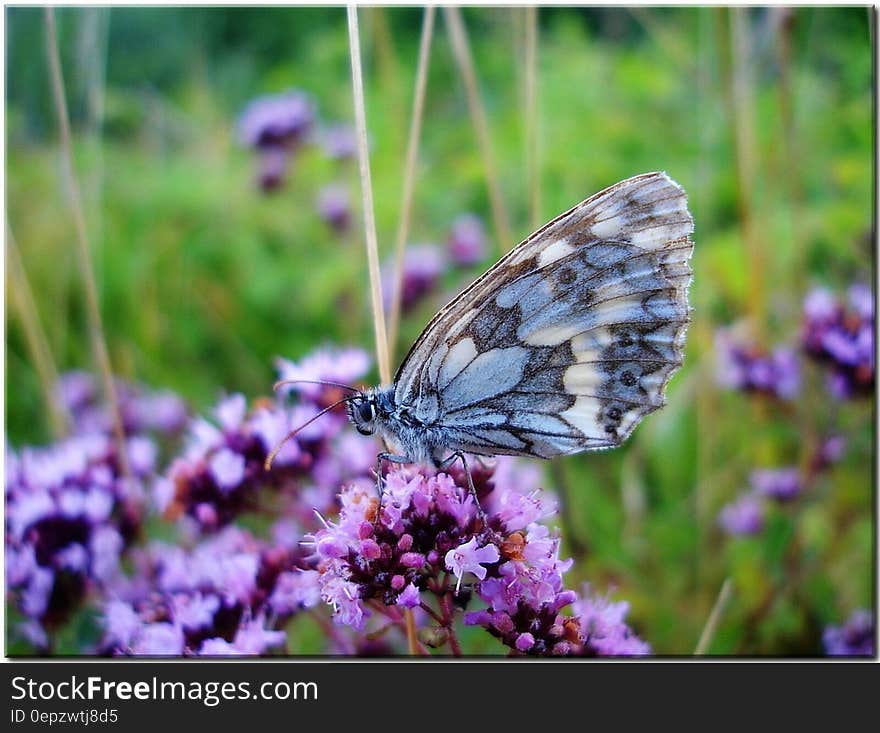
[5, 6, 874, 655]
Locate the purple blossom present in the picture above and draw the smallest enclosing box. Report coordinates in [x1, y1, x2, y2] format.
[237, 90, 315, 193]
[309, 459, 647, 657]
[98, 527, 315, 657]
[307, 465, 493, 628]
[208, 448, 246, 492]
[823, 610, 875, 657]
[237, 90, 314, 151]
[199, 615, 286, 656]
[718, 493, 765, 536]
[275, 347, 371, 403]
[803, 284, 874, 399]
[571, 587, 651, 656]
[396, 582, 421, 609]
[130, 623, 185, 656]
[317, 183, 352, 233]
[158, 356, 376, 531]
[445, 537, 500, 592]
[715, 329, 801, 399]
[811, 435, 847, 473]
[5, 429, 152, 637]
[750, 468, 802, 503]
[255, 147, 289, 193]
[53, 371, 188, 436]
[382, 244, 446, 314]
[321, 124, 357, 161]
[448, 214, 487, 266]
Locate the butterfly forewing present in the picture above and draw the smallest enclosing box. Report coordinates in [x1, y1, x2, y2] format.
[393, 172, 694, 459]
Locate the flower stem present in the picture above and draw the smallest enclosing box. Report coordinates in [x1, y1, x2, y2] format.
[694, 577, 733, 655]
[403, 608, 420, 656]
[524, 6, 540, 231]
[419, 600, 446, 626]
[444, 6, 513, 255]
[6, 225, 70, 439]
[44, 7, 131, 477]
[440, 592, 462, 657]
[386, 6, 435, 362]
[347, 5, 391, 386]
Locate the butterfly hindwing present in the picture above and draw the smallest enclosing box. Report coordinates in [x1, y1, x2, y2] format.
[393, 172, 694, 459]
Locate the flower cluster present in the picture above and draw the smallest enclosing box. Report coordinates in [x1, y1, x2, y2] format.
[98, 526, 319, 656]
[305, 464, 491, 629]
[307, 460, 649, 656]
[382, 244, 446, 314]
[715, 329, 800, 399]
[156, 348, 377, 533]
[447, 214, 487, 267]
[55, 370, 187, 437]
[802, 285, 874, 399]
[718, 437, 846, 537]
[822, 609, 875, 657]
[6, 431, 154, 649]
[237, 90, 315, 192]
[320, 124, 357, 162]
[317, 184, 352, 233]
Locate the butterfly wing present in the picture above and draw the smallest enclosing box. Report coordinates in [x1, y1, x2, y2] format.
[393, 171, 694, 459]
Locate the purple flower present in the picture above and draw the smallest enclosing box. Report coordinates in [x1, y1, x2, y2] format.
[130, 623, 185, 656]
[448, 214, 487, 266]
[396, 582, 421, 609]
[237, 90, 315, 193]
[307, 465, 491, 628]
[103, 600, 142, 649]
[382, 244, 446, 314]
[200, 615, 286, 656]
[571, 586, 651, 656]
[255, 147, 289, 193]
[98, 526, 315, 657]
[275, 347, 370, 403]
[445, 538, 500, 593]
[718, 493, 765, 536]
[848, 284, 873, 320]
[309, 458, 646, 656]
[159, 355, 376, 531]
[317, 184, 352, 233]
[319, 571, 367, 630]
[750, 468, 802, 503]
[803, 284, 874, 399]
[54, 371, 96, 413]
[269, 570, 322, 615]
[715, 329, 801, 400]
[812, 435, 847, 473]
[321, 124, 357, 161]
[208, 448, 246, 492]
[52, 371, 188, 436]
[5, 428, 151, 634]
[237, 90, 314, 151]
[823, 610, 875, 657]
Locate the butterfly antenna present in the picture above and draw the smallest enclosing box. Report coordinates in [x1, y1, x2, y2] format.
[264, 394, 357, 471]
[273, 378, 360, 393]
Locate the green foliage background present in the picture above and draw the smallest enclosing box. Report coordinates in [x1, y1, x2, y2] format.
[5, 6, 874, 655]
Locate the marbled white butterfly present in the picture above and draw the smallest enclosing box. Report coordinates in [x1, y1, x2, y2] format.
[271, 172, 693, 505]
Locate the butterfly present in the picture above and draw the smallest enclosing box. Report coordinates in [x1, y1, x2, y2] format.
[270, 172, 694, 507]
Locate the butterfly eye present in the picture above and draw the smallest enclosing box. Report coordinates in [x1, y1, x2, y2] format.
[357, 400, 375, 423]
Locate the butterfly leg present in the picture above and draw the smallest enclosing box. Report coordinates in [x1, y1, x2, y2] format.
[374, 451, 411, 523]
[438, 451, 488, 529]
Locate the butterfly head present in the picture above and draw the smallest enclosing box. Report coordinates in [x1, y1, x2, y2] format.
[345, 387, 396, 436]
[346, 392, 377, 435]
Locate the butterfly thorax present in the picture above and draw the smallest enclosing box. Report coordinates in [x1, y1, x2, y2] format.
[347, 386, 446, 465]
